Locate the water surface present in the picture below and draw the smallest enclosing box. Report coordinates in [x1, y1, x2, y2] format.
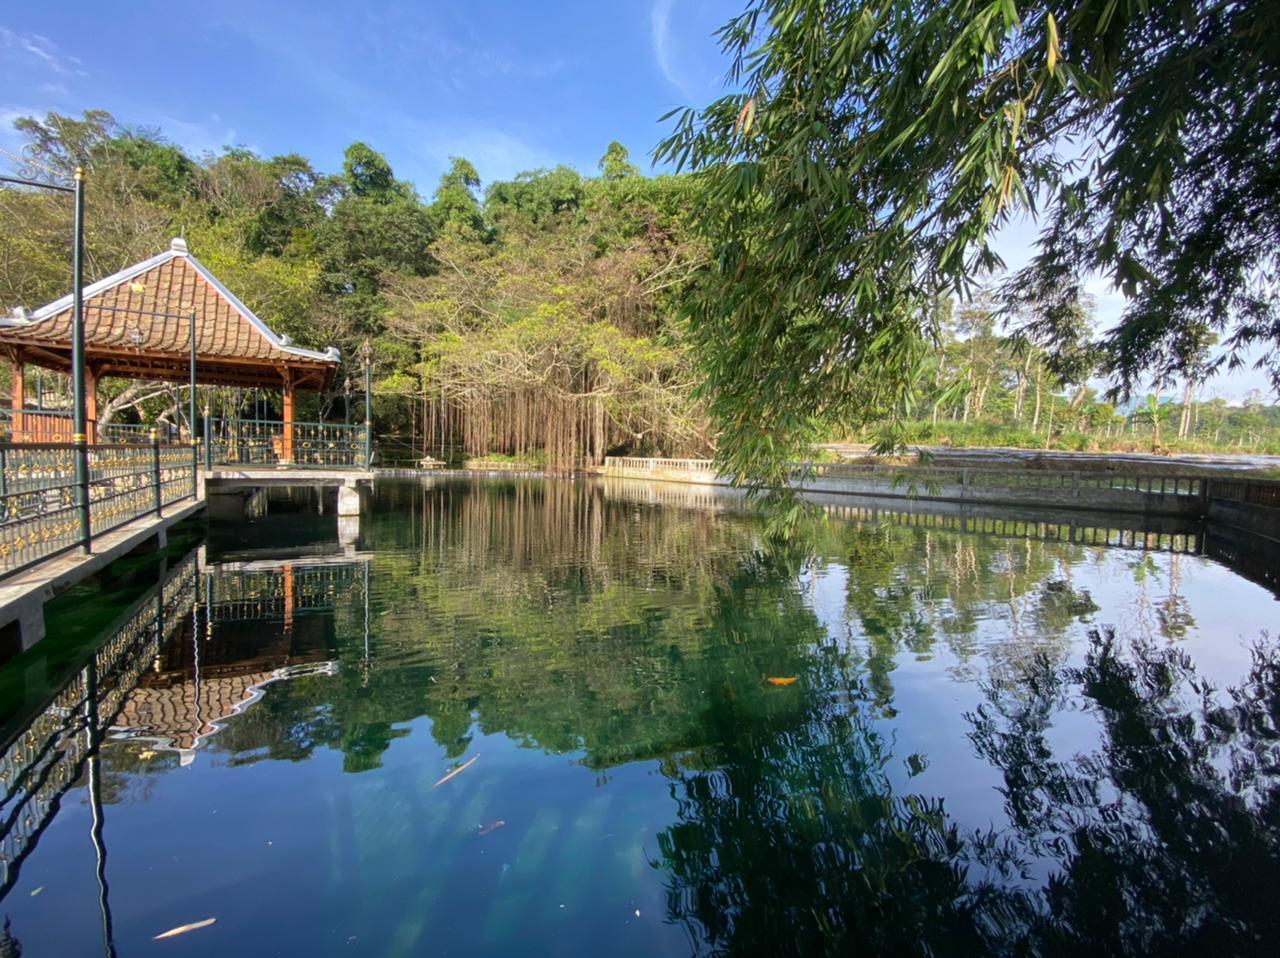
[1, 478, 1277, 956]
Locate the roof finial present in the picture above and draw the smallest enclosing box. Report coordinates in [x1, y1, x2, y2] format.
[170, 236, 189, 254]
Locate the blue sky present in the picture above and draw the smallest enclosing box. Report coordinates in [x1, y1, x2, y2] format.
[1, 0, 740, 188]
[1, 0, 1269, 399]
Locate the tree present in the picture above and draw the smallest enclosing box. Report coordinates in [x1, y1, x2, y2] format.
[10, 109, 117, 179]
[598, 141, 638, 180]
[656, 0, 1280, 490]
[341, 142, 402, 202]
[429, 157, 487, 241]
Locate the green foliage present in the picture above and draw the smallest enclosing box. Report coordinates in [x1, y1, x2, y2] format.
[598, 140, 639, 180]
[657, 0, 1280, 487]
[341, 141, 402, 201]
[430, 157, 487, 241]
[485, 165, 585, 230]
[1, 110, 707, 464]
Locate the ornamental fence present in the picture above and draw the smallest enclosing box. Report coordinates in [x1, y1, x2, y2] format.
[0, 550, 198, 897]
[205, 418, 369, 469]
[601, 456, 1211, 516]
[0, 439, 196, 579]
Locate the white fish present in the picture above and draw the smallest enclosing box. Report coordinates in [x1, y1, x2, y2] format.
[153, 917, 216, 940]
[432, 754, 478, 788]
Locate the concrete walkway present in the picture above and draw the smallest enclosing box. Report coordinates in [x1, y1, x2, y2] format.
[0, 498, 205, 653]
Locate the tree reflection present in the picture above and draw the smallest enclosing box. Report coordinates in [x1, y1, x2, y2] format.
[656, 630, 1280, 955]
[79, 480, 1271, 953]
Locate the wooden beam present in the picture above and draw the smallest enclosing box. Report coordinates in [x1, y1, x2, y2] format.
[85, 362, 99, 443]
[10, 350, 24, 441]
[281, 368, 295, 463]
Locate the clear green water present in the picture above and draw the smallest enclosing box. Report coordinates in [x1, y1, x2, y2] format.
[1, 478, 1278, 956]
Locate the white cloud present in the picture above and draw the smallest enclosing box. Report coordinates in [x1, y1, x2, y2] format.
[0, 27, 85, 77]
[651, 0, 693, 99]
[406, 123, 558, 186]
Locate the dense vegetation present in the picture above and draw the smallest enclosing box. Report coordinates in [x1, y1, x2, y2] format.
[4, 92, 1280, 468]
[863, 295, 1280, 454]
[0, 111, 709, 467]
[657, 0, 1280, 491]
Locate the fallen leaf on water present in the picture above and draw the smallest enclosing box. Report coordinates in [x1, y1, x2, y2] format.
[477, 819, 506, 836]
[153, 917, 216, 940]
[29, 886, 43, 897]
[432, 755, 478, 788]
[766, 676, 798, 687]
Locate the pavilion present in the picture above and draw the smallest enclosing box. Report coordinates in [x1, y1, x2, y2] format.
[0, 237, 341, 461]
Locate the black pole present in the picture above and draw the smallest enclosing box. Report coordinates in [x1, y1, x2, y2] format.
[84, 657, 119, 958]
[151, 428, 162, 516]
[363, 343, 373, 469]
[189, 311, 198, 493]
[71, 167, 92, 553]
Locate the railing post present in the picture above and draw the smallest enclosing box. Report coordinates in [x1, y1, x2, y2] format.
[204, 415, 213, 470]
[363, 341, 373, 470]
[71, 167, 92, 554]
[0, 447, 6, 500]
[151, 428, 162, 516]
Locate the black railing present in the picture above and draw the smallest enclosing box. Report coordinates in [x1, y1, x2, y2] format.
[206, 418, 369, 469]
[0, 439, 196, 579]
[0, 550, 199, 898]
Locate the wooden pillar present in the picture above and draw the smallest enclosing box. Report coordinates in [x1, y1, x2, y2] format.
[282, 562, 295, 634]
[84, 363, 99, 444]
[281, 368, 295, 463]
[9, 351, 24, 441]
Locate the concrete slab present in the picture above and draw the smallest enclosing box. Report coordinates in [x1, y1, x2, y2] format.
[207, 467, 373, 490]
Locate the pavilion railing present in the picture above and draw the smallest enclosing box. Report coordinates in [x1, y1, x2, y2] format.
[0, 438, 196, 579]
[206, 418, 369, 469]
[0, 408, 78, 443]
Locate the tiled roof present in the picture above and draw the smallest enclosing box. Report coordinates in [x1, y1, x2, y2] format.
[113, 661, 338, 758]
[0, 239, 339, 387]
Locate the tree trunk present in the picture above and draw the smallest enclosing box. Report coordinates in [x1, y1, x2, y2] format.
[1178, 380, 1193, 439]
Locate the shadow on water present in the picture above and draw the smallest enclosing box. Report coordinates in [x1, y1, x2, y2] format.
[0, 478, 1275, 955]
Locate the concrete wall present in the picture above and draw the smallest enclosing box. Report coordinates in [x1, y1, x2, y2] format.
[601, 462, 1203, 518]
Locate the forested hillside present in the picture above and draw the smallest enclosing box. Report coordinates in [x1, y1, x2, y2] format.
[0, 111, 709, 467]
[4, 110, 1279, 462]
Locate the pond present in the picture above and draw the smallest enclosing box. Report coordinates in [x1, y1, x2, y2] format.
[1, 478, 1277, 956]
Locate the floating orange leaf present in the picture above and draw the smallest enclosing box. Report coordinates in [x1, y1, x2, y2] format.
[766, 676, 798, 686]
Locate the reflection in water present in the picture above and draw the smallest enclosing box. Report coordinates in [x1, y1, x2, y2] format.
[0, 479, 1275, 956]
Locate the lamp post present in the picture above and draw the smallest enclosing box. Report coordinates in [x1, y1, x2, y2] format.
[362, 342, 373, 469]
[1, 168, 92, 552]
[344, 376, 352, 426]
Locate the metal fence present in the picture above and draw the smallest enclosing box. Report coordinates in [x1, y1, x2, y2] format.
[206, 418, 369, 468]
[604, 457, 1206, 497]
[0, 439, 196, 578]
[0, 550, 198, 898]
